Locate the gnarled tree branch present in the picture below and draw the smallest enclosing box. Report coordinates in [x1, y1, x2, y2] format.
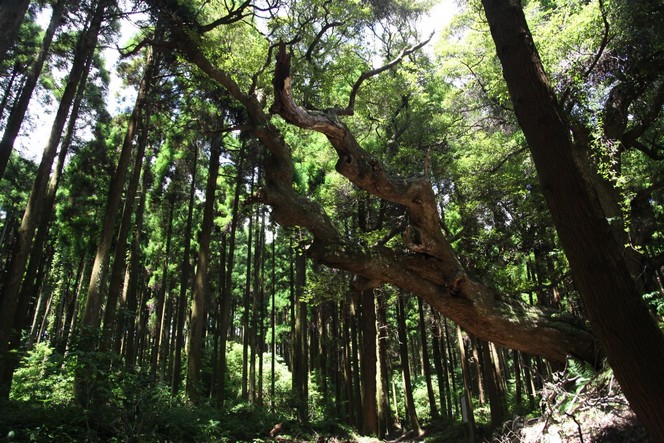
[156, 10, 600, 364]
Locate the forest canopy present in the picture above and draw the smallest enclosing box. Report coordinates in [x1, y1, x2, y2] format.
[0, 0, 663, 441]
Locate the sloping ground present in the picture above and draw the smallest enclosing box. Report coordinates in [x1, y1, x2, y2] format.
[492, 367, 649, 443]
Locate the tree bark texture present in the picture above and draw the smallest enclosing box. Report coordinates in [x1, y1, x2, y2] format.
[481, 0, 664, 438]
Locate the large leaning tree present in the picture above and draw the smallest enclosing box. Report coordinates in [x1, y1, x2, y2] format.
[142, 0, 663, 437]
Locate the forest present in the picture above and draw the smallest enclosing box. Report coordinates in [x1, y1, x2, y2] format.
[0, 0, 663, 441]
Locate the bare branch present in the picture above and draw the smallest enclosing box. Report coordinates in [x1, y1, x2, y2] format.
[330, 34, 433, 116]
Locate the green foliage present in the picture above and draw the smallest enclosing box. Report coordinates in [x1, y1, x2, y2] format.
[10, 343, 73, 404]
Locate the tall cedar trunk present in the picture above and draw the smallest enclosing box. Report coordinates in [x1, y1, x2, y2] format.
[444, 317, 459, 418]
[102, 74, 154, 348]
[359, 285, 378, 436]
[80, 37, 153, 341]
[292, 249, 308, 423]
[349, 291, 362, 428]
[0, 42, 92, 392]
[397, 295, 421, 435]
[171, 145, 198, 394]
[0, 0, 30, 66]
[270, 225, 276, 410]
[121, 157, 149, 367]
[217, 151, 244, 406]
[341, 298, 354, 424]
[186, 130, 221, 403]
[318, 303, 328, 398]
[249, 206, 263, 403]
[257, 219, 266, 405]
[481, 1, 664, 437]
[430, 312, 449, 419]
[0, 0, 108, 399]
[332, 301, 342, 418]
[241, 194, 253, 400]
[152, 200, 174, 380]
[479, 339, 506, 427]
[456, 324, 475, 441]
[376, 293, 394, 437]
[470, 337, 485, 405]
[417, 298, 439, 418]
[0, 0, 66, 180]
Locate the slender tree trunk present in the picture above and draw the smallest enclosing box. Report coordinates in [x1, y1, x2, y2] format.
[397, 295, 421, 435]
[102, 67, 154, 347]
[241, 179, 254, 400]
[341, 297, 354, 425]
[376, 292, 394, 436]
[443, 317, 459, 418]
[152, 200, 174, 380]
[470, 337, 485, 405]
[418, 298, 439, 419]
[171, 145, 198, 394]
[479, 339, 506, 427]
[270, 226, 276, 411]
[80, 40, 154, 344]
[482, 1, 664, 437]
[431, 312, 448, 419]
[0, 0, 109, 399]
[0, 41, 91, 392]
[349, 290, 362, 428]
[186, 130, 222, 403]
[456, 324, 475, 442]
[0, 0, 66, 180]
[359, 284, 378, 436]
[217, 151, 244, 406]
[292, 248, 308, 423]
[119, 156, 150, 365]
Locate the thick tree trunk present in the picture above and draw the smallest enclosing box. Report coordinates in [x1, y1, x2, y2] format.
[376, 292, 394, 437]
[481, 0, 664, 438]
[359, 284, 378, 436]
[186, 130, 221, 403]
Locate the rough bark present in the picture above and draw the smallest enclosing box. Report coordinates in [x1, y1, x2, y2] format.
[358, 283, 378, 436]
[481, 0, 664, 438]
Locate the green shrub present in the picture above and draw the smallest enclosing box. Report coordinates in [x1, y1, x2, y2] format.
[10, 342, 73, 404]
